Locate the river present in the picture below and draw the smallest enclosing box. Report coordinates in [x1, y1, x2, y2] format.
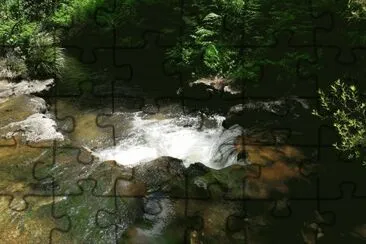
[95, 110, 246, 169]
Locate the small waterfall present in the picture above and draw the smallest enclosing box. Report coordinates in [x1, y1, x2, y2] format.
[96, 111, 246, 169]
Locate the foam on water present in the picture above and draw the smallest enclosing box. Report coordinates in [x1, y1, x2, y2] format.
[96, 111, 245, 169]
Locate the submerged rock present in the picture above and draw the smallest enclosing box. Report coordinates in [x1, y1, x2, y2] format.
[104, 141, 315, 243]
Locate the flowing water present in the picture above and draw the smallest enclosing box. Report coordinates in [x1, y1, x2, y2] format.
[0, 79, 322, 243]
[96, 110, 246, 169]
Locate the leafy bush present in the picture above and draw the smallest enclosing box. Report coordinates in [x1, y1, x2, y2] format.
[2, 0, 366, 86]
[4, 50, 28, 78]
[165, 0, 317, 86]
[347, 0, 366, 19]
[24, 32, 65, 79]
[313, 80, 366, 163]
[51, 0, 104, 27]
[0, 1, 58, 78]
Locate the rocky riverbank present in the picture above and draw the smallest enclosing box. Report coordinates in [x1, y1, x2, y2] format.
[1, 75, 366, 243]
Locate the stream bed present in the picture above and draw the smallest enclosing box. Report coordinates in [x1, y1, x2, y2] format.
[2, 78, 365, 244]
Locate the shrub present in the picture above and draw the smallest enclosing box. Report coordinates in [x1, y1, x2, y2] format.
[313, 79, 366, 163]
[24, 32, 65, 79]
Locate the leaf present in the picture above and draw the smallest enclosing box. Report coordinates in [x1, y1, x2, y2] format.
[203, 44, 220, 69]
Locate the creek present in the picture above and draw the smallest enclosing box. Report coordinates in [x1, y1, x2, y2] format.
[95, 110, 245, 169]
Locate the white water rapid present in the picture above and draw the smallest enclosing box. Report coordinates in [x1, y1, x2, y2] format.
[96, 111, 246, 169]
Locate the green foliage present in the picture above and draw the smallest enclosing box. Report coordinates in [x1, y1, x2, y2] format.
[166, 0, 319, 86]
[2, 0, 366, 86]
[347, 0, 366, 20]
[24, 32, 65, 79]
[167, 0, 261, 81]
[313, 80, 366, 163]
[0, 0, 62, 79]
[51, 0, 104, 27]
[3, 50, 28, 78]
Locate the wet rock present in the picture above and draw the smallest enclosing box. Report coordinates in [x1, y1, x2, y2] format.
[175, 77, 242, 113]
[108, 156, 186, 198]
[190, 230, 204, 244]
[350, 224, 366, 240]
[144, 197, 162, 215]
[223, 97, 311, 129]
[0, 79, 54, 103]
[142, 103, 159, 114]
[133, 156, 185, 185]
[94, 135, 315, 243]
[194, 177, 208, 190]
[0, 113, 64, 143]
[0, 95, 48, 127]
[116, 180, 147, 196]
[187, 162, 210, 176]
[223, 85, 241, 95]
[184, 82, 216, 98]
[227, 99, 288, 117]
[0, 77, 62, 144]
[189, 76, 241, 95]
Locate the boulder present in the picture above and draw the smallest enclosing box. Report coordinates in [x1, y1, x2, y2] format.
[223, 97, 311, 129]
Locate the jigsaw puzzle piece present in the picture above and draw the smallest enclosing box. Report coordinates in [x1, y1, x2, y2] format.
[95, 111, 130, 147]
[266, 198, 327, 243]
[183, 163, 249, 242]
[226, 198, 278, 244]
[32, 145, 141, 198]
[0, 136, 59, 211]
[216, 129, 319, 199]
[317, 182, 366, 243]
[284, 121, 337, 148]
[53, 48, 132, 97]
[185, 162, 261, 201]
[298, 44, 366, 96]
[227, 212, 270, 243]
[245, 145, 316, 199]
[348, 48, 366, 79]
[114, 33, 182, 98]
[303, 48, 366, 93]
[244, 34, 318, 98]
[110, 0, 182, 48]
[202, 0, 316, 47]
[36, 154, 187, 242]
[180, 77, 245, 114]
[32, 145, 89, 196]
[228, 197, 325, 242]
[226, 196, 325, 243]
[317, 147, 366, 199]
[268, 0, 320, 47]
[185, 198, 242, 243]
[244, 99, 335, 147]
[96, 157, 187, 243]
[111, 78, 147, 113]
[50, 179, 118, 243]
[59, 4, 115, 64]
[94, 92, 147, 146]
[97, 196, 187, 243]
[0, 0, 57, 48]
[0, 194, 70, 243]
[50, 97, 116, 148]
[311, 0, 366, 62]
